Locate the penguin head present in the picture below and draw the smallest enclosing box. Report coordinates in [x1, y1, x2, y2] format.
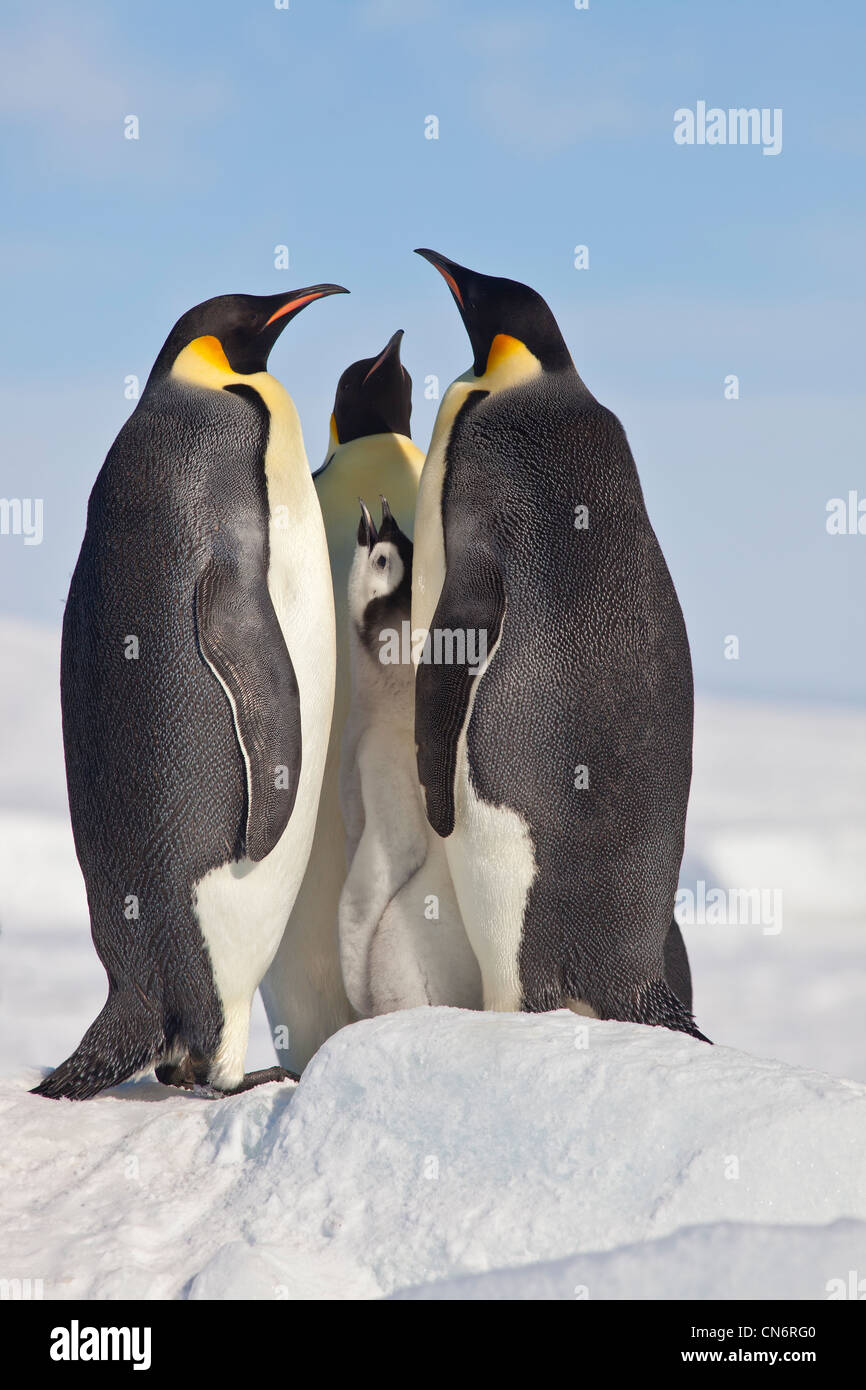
[349, 496, 414, 644]
[150, 285, 348, 382]
[415, 248, 572, 378]
[331, 330, 412, 447]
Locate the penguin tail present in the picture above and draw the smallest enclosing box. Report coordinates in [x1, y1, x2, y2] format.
[632, 978, 712, 1044]
[31, 988, 164, 1100]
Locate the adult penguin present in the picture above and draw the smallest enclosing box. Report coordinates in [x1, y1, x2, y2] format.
[33, 285, 346, 1099]
[411, 249, 706, 1039]
[260, 331, 425, 1068]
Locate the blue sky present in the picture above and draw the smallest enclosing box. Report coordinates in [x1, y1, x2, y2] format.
[1, 0, 864, 700]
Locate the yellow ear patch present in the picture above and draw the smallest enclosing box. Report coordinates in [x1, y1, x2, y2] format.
[485, 334, 525, 373]
[172, 335, 237, 389]
[189, 335, 232, 371]
[329, 412, 340, 449]
[477, 333, 542, 391]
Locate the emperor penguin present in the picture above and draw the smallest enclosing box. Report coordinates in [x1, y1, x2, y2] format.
[338, 498, 481, 1016]
[411, 249, 705, 1040]
[33, 285, 346, 1099]
[260, 332, 426, 1063]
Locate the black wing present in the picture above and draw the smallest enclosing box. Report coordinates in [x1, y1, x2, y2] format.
[415, 542, 505, 838]
[196, 531, 301, 863]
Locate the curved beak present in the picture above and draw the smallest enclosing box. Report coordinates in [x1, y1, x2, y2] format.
[263, 283, 349, 330]
[358, 498, 379, 550]
[416, 248, 500, 376]
[362, 329, 405, 384]
[414, 248, 467, 309]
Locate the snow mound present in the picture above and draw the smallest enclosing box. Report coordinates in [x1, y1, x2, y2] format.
[393, 1220, 866, 1301]
[3, 1008, 864, 1300]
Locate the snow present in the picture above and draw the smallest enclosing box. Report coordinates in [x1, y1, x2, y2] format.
[2, 1009, 865, 1301]
[394, 1220, 866, 1301]
[0, 618, 864, 1300]
[682, 695, 866, 1081]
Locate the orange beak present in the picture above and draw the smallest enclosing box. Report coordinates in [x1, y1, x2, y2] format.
[264, 284, 348, 328]
[414, 248, 465, 308]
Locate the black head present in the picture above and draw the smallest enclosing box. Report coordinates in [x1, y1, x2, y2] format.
[353, 495, 414, 639]
[414, 248, 572, 377]
[357, 495, 412, 559]
[333, 330, 412, 444]
[148, 285, 349, 383]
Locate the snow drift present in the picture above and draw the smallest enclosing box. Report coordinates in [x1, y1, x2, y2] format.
[3, 1008, 865, 1300]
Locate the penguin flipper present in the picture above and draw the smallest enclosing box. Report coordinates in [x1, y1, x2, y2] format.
[196, 547, 301, 863]
[415, 545, 505, 838]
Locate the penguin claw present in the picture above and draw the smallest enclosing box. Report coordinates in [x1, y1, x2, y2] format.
[191, 1066, 301, 1098]
[188, 1084, 224, 1101]
[157, 1064, 299, 1098]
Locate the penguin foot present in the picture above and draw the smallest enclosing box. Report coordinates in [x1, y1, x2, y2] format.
[156, 1062, 298, 1097]
[224, 1066, 300, 1095]
[188, 1084, 225, 1100]
[155, 1058, 200, 1088]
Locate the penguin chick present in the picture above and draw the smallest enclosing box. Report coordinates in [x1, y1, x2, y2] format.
[260, 331, 424, 1065]
[338, 499, 481, 1017]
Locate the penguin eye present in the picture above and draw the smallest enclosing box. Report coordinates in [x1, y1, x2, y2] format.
[376, 555, 388, 570]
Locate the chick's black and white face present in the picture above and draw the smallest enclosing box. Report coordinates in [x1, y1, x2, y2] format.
[368, 540, 406, 599]
[348, 500, 414, 642]
[348, 539, 407, 628]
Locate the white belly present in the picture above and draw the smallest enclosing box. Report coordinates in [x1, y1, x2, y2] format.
[337, 719, 427, 1016]
[412, 388, 535, 1012]
[194, 400, 336, 1088]
[338, 714, 481, 1017]
[261, 432, 425, 1069]
[442, 618, 537, 1011]
[368, 827, 482, 1013]
[411, 349, 545, 1015]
